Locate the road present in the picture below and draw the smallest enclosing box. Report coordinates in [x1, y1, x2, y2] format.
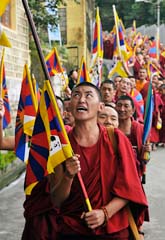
[143, 147, 165, 240]
[0, 173, 25, 240]
[0, 147, 164, 240]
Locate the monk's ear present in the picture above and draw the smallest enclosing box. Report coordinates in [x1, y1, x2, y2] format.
[132, 107, 135, 116]
[98, 102, 105, 111]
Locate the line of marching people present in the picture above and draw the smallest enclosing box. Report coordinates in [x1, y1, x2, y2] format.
[0, 48, 165, 239]
[0, 82, 148, 240]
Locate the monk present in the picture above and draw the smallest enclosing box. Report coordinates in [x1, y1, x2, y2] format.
[113, 75, 122, 91]
[98, 104, 119, 128]
[114, 77, 144, 123]
[150, 86, 163, 150]
[63, 97, 75, 127]
[159, 84, 165, 146]
[116, 95, 150, 239]
[100, 80, 115, 107]
[114, 77, 131, 101]
[115, 95, 151, 179]
[133, 52, 145, 79]
[22, 82, 148, 240]
[136, 67, 150, 106]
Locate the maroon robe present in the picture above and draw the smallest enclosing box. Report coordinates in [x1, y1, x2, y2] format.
[126, 120, 146, 177]
[125, 120, 149, 226]
[136, 81, 150, 109]
[159, 94, 165, 143]
[103, 40, 114, 60]
[159, 54, 165, 77]
[150, 92, 163, 143]
[22, 125, 148, 239]
[133, 59, 143, 79]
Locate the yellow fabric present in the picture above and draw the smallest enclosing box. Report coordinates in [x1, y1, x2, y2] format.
[0, 0, 10, 16]
[108, 61, 128, 78]
[0, 30, 12, 48]
[136, 80, 146, 92]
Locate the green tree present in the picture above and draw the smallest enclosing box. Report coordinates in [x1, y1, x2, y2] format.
[95, 0, 165, 31]
[27, 0, 67, 86]
[28, 0, 65, 31]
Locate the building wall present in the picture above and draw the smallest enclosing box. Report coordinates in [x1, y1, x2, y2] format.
[0, 0, 29, 134]
[59, 0, 95, 69]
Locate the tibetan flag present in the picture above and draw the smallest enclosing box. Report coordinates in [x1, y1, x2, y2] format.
[31, 74, 41, 105]
[112, 6, 131, 62]
[118, 24, 125, 51]
[45, 47, 68, 89]
[0, 0, 11, 16]
[23, 65, 38, 136]
[147, 62, 162, 78]
[132, 32, 143, 53]
[113, 34, 117, 57]
[24, 80, 73, 195]
[92, 7, 103, 57]
[0, 48, 11, 129]
[15, 64, 38, 162]
[142, 78, 154, 144]
[77, 57, 91, 84]
[131, 88, 144, 122]
[45, 47, 62, 76]
[113, 6, 125, 51]
[108, 60, 127, 79]
[90, 7, 103, 87]
[148, 40, 157, 59]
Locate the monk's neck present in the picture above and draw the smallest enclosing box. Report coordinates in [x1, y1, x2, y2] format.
[117, 91, 126, 98]
[139, 79, 147, 84]
[73, 120, 100, 147]
[119, 118, 132, 135]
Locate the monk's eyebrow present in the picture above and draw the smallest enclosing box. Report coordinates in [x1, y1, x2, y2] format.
[98, 113, 107, 117]
[85, 90, 94, 94]
[72, 90, 80, 94]
[72, 90, 94, 95]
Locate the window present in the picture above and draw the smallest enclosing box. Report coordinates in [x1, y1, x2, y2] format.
[1, 3, 11, 27]
[58, 8, 67, 45]
[0, 0, 16, 30]
[86, 13, 91, 51]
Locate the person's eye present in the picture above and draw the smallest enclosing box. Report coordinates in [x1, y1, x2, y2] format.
[73, 93, 79, 97]
[86, 93, 93, 97]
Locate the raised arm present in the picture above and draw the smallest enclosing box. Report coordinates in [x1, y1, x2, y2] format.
[48, 154, 81, 207]
[0, 98, 15, 150]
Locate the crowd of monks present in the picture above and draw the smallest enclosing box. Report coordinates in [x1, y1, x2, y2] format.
[67, 43, 165, 151]
[0, 44, 165, 239]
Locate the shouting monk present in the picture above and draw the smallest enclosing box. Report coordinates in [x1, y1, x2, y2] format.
[22, 82, 148, 240]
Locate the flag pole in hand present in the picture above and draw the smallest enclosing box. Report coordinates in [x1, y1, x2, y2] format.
[22, 0, 92, 212]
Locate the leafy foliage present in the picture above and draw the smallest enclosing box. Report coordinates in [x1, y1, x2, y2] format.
[95, 0, 165, 31]
[28, 0, 65, 30]
[27, 0, 69, 85]
[0, 151, 16, 171]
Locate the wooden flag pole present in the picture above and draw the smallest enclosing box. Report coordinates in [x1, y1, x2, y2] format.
[0, 48, 5, 97]
[22, 0, 92, 212]
[22, 0, 50, 81]
[112, 5, 121, 58]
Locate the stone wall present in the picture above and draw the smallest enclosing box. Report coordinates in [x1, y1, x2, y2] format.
[0, 0, 29, 135]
